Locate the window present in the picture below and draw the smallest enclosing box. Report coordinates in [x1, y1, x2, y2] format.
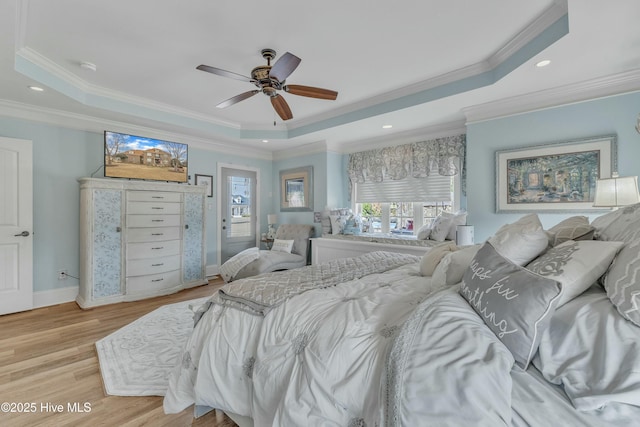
[355, 174, 459, 235]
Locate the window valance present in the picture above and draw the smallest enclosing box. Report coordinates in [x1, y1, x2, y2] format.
[347, 134, 466, 195]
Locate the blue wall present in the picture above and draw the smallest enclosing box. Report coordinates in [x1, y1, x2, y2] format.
[466, 91, 640, 241]
[3, 90, 638, 296]
[0, 116, 273, 293]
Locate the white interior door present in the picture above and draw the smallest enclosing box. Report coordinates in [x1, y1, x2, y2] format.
[0, 137, 33, 315]
[219, 166, 258, 264]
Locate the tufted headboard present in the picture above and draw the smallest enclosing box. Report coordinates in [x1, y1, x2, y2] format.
[274, 224, 315, 258]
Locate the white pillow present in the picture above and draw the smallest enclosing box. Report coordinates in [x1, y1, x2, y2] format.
[526, 240, 624, 307]
[443, 211, 468, 241]
[329, 214, 346, 235]
[488, 213, 549, 266]
[534, 287, 640, 411]
[429, 214, 453, 242]
[432, 244, 482, 287]
[271, 239, 294, 253]
[416, 223, 432, 240]
[419, 242, 456, 277]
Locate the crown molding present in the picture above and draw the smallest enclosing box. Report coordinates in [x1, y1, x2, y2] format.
[336, 120, 467, 154]
[463, 68, 640, 123]
[15, 47, 241, 130]
[272, 140, 330, 161]
[0, 99, 273, 160]
[289, 1, 568, 133]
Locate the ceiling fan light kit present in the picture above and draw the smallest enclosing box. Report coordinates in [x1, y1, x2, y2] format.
[197, 48, 338, 121]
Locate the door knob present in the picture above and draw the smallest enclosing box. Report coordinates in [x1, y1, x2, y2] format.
[14, 231, 30, 237]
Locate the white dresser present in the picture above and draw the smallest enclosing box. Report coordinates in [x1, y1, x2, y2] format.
[77, 178, 207, 308]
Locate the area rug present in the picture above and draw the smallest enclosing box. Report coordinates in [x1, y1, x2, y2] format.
[95, 297, 209, 396]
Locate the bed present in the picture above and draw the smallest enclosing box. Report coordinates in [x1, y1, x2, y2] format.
[164, 204, 640, 426]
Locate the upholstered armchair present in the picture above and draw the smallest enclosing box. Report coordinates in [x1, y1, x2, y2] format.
[232, 224, 314, 281]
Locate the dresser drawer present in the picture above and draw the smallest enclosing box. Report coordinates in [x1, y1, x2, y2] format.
[127, 191, 181, 203]
[127, 226, 181, 243]
[127, 214, 181, 228]
[126, 270, 181, 295]
[127, 254, 181, 277]
[127, 201, 181, 215]
[126, 239, 181, 260]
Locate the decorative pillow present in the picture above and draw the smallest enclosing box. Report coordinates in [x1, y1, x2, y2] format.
[321, 209, 332, 235]
[419, 242, 457, 277]
[219, 247, 260, 282]
[416, 223, 432, 240]
[329, 214, 347, 235]
[526, 240, 624, 307]
[443, 211, 468, 241]
[271, 239, 294, 253]
[459, 242, 561, 369]
[429, 214, 453, 242]
[547, 216, 595, 246]
[488, 213, 549, 266]
[533, 287, 640, 411]
[432, 244, 482, 287]
[592, 203, 640, 326]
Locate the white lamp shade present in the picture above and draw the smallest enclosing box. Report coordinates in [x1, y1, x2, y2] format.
[593, 176, 640, 207]
[267, 214, 278, 225]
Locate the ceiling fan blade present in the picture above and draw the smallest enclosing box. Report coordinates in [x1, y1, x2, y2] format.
[284, 84, 338, 100]
[271, 94, 293, 121]
[216, 90, 260, 109]
[269, 52, 301, 82]
[197, 64, 255, 83]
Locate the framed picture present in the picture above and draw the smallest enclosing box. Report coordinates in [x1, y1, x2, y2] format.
[280, 166, 313, 211]
[495, 135, 616, 212]
[195, 174, 213, 197]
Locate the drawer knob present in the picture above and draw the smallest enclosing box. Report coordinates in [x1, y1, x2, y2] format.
[152, 263, 164, 267]
[151, 278, 164, 282]
[151, 246, 163, 250]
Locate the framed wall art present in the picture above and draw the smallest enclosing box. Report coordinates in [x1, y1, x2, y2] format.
[495, 135, 616, 212]
[280, 166, 313, 211]
[195, 174, 213, 197]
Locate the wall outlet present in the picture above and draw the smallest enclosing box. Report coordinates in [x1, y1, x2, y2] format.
[57, 269, 68, 280]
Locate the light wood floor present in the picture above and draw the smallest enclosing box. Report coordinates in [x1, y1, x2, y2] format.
[0, 278, 239, 427]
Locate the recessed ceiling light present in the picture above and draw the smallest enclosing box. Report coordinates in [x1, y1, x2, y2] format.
[536, 60, 551, 68]
[28, 86, 44, 92]
[262, 139, 269, 143]
[382, 124, 393, 129]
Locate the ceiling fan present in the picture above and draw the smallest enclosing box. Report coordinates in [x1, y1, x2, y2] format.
[197, 48, 338, 121]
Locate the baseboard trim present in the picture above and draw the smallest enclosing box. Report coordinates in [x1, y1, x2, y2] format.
[34, 285, 79, 309]
[206, 264, 220, 278]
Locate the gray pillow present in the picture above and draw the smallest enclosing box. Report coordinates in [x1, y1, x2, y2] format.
[459, 242, 562, 369]
[547, 215, 595, 246]
[592, 203, 640, 326]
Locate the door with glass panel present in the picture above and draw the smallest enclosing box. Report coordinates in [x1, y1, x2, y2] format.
[220, 167, 257, 263]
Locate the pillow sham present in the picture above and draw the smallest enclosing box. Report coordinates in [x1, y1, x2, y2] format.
[525, 240, 624, 307]
[429, 214, 453, 242]
[416, 223, 432, 240]
[329, 214, 347, 235]
[442, 211, 468, 241]
[547, 216, 595, 246]
[431, 244, 482, 287]
[419, 242, 457, 277]
[219, 247, 260, 282]
[591, 203, 640, 326]
[533, 286, 640, 411]
[488, 213, 549, 266]
[271, 239, 294, 253]
[459, 242, 561, 369]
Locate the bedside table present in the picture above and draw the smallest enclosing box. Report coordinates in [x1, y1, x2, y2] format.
[261, 238, 274, 250]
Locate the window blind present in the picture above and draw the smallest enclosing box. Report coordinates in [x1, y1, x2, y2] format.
[355, 174, 452, 203]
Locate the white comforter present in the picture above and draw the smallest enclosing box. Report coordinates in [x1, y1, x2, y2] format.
[164, 255, 515, 426]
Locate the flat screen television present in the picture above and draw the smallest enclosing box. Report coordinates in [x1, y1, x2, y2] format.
[104, 131, 188, 183]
